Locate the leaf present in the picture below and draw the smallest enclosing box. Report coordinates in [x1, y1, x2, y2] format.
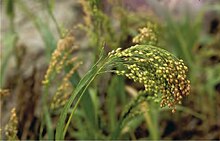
[17, 0, 57, 57]
[55, 55, 106, 140]
[107, 76, 125, 132]
[34, 18, 57, 56]
[0, 32, 17, 87]
[68, 70, 99, 139]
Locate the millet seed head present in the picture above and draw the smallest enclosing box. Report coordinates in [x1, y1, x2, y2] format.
[108, 45, 190, 112]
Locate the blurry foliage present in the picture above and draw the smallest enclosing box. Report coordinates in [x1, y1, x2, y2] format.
[1, 0, 220, 140]
[160, 3, 220, 127]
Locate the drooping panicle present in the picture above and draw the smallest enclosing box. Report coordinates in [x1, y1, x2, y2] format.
[108, 45, 190, 112]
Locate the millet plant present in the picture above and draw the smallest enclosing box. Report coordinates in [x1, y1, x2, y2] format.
[52, 38, 190, 140]
[1, 0, 195, 140]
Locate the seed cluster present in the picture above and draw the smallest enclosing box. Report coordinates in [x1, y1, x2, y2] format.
[4, 108, 18, 140]
[133, 22, 158, 45]
[42, 36, 78, 85]
[42, 35, 82, 110]
[50, 62, 81, 110]
[108, 45, 190, 112]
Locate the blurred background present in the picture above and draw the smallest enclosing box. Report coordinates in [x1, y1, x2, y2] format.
[1, 0, 220, 140]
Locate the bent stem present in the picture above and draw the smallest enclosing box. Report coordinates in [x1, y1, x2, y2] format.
[55, 55, 111, 140]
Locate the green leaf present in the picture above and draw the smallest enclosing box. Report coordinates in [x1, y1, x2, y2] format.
[34, 18, 57, 56]
[55, 55, 106, 140]
[107, 76, 125, 132]
[0, 32, 17, 87]
[17, 0, 57, 57]
[68, 70, 99, 139]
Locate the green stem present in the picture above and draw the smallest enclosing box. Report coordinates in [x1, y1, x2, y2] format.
[111, 120, 123, 139]
[55, 56, 109, 140]
[1, 0, 18, 87]
[63, 70, 98, 137]
[143, 103, 159, 140]
[42, 85, 54, 140]
[46, 1, 63, 38]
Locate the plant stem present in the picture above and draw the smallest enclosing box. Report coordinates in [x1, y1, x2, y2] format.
[42, 85, 54, 140]
[55, 56, 109, 140]
[142, 102, 159, 140]
[46, 1, 63, 38]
